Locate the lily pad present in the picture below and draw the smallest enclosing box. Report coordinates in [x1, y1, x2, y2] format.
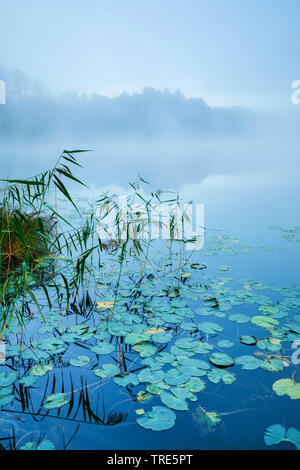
[91, 342, 115, 355]
[264, 424, 300, 449]
[160, 390, 188, 411]
[0, 372, 18, 387]
[251, 316, 279, 330]
[137, 406, 176, 431]
[209, 352, 235, 368]
[70, 355, 90, 367]
[133, 342, 157, 357]
[44, 392, 69, 410]
[240, 336, 257, 346]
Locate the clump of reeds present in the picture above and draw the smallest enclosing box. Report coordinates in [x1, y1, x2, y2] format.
[0, 206, 53, 277]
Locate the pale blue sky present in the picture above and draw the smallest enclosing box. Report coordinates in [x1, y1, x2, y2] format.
[1, 0, 300, 109]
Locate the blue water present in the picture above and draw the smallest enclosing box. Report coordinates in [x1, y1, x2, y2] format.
[0, 225, 299, 451]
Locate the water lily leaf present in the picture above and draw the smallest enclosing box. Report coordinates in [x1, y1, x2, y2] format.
[240, 336, 257, 345]
[135, 409, 145, 415]
[94, 363, 119, 378]
[264, 424, 300, 449]
[207, 369, 236, 384]
[177, 358, 210, 370]
[236, 355, 261, 370]
[0, 372, 18, 387]
[20, 440, 55, 451]
[176, 364, 207, 377]
[70, 355, 90, 367]
[160, 390, 188, 411]
[114, 373, 139, 387]
[175, 338, 199, 350]
[218, 266, 231, 272]
[36, 440, 56, 450]
[198, 322, 223, 335]
[138, 368, 164, 384]
[209, 352, 235, 368]
[196, 342, 214, 354]
[151, 332, 173, 343]
[137, 390, 151, 402]
[19, 376, 38, 387]
[192, 408, 221, 432]
[147, 381, 171, 394]
[264, 424, 286, 446]
[228, 314, 250, 324]
[137, 405, 176, 431]
[0, 394, 14, 407]
[258, 305, 280, 315]
[272, 378, 294, 396]
[171, 387, 197, 401]
[257, 339, 281, 352]
[0, 385, 13, 396]
[107, 322, 130, 336]
[287, 383, 300, 399]
[44, 392, 69, 410]
[217, 339, 234, 348]
[164, 368, 190, 386]
[141, 357, 163, 371]
[260, 358, 284, 373]
[91, 342, 115, 355]
[133, 341, 157, 357]
[251, 316, 279, 330]
[96, 301, 115, 309]
[124, 332, 150, 345]
[30, 363, 53, 376]
[180, 322, 197, 332]
[286, 427, 300, 449]
[180, 377, 206, 393]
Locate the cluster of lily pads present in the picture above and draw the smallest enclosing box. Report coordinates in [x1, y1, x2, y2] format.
[0, 232, 300, 447]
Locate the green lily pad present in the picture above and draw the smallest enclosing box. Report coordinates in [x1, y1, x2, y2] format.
[236, 355, 261, 370]
[44, 392, 69, 410]
[251, 316, 279, 330]
[164, 368, 190, 386]
[133, 342, 157, 357]
[114, 373, 139, 387]
[0, 394, 15, 407]
[272, 378, 294, 396]
[91, 342, 115, 355]
[198, 322, 223, 335]
[147, 381, 171, 394]
[228, 314, 250, 324]
[264, 424, 300, 449]
[19, 376, 38, 387]
[30, 363, 53, 376]
[137, 405, 176, 431]
[94, 363, 120, 378]
[160, 390, 188, 411]
[192, 408, 221, 432]
[217, 340, 234, 348]
[207, 369, 236, 384]
[209, 352, 235, 368]
[240, 336, 257, 345]
[180, 377, 206, 393]
[0, 372, 18, 387]
[20, 440, 56, 451]
[138, 368, 164, 384]
[70, 355, 90, 367]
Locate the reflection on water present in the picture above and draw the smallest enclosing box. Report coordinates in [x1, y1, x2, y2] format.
[0, 226, 300, 450]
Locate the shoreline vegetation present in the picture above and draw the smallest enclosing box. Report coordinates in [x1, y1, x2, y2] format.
[0, 149, 192, 336]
